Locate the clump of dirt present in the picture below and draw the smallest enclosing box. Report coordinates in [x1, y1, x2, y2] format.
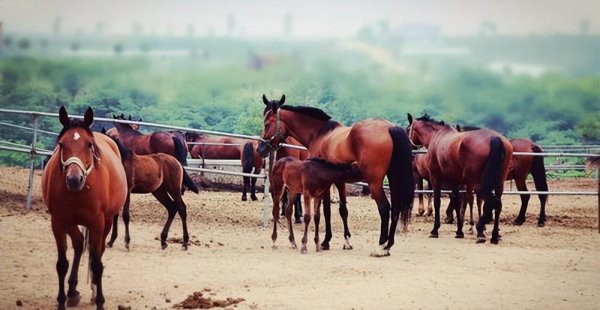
[173, 291, 245, 309]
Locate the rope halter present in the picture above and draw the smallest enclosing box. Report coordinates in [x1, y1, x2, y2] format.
[262, 108, 285, 151]
[60, 146, 95, 177]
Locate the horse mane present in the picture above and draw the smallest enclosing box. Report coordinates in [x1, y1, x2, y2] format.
[280, 105, 332, 121]
[109, 136, 133, 161]
[458, 125, 481, 132]
[417, 114, 451, 128]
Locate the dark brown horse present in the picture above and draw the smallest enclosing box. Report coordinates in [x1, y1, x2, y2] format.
[106, 137, 199, 250]
[258, 95, 414, 257]
[185, 132, 264, 201]
[42, 106, 128, 310]
[457, 125, 549, 226]
[270, 157, 363, 253]
[407, 114, 513, 244]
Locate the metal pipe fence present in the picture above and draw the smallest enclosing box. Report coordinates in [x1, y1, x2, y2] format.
[1, 108, 599, 229]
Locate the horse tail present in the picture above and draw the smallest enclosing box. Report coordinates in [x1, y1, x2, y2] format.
[242, 142, 255, 174]
[172, 136, 188, 166]
[182, 168, 199, 194]
[530, 144, 548, 200]
[478, 137, 506, 200]
[387, 126, 415, 230]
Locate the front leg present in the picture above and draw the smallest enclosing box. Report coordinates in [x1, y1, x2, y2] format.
[430, 187, 441, 238]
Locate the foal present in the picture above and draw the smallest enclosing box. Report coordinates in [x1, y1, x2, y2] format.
[270, 157, 363, 254]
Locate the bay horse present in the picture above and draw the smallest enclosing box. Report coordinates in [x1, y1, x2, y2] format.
[258, 94, 414, 257]
[42, 106, 128, 310]
[276, 136, 308, 223]
[270, 157, 363, 253]
[456, 125, 549, 226]
[407, 114, 513, 244]
[185, 131, 264, 201]
[106, 136, 199, 250]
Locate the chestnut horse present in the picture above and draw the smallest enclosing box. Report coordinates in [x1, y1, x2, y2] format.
[407, 114, 513, 244]
[106, 137, 199, 250]
[185, 132, 264, 201]
[42, 106, 128, 310]
[276, 136, 308, 223]
[270, 157, 363, 253]
[457, 125, 549, 226]
[258, 95, 414, 257]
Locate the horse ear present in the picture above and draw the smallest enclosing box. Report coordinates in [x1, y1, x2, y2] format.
[139, 117, 143, 122]
[262, 94, 269, 106]
[407, 113, 413, 125]
[128, 115, 132, 120]
[456, 124, 461, 131]
[101, 127, 107, 134]
[59, 106, 70, 127]
[279, 94, 286, 106]
[83, 107, 94, 128]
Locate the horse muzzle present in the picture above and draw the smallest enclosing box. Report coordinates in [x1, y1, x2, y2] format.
[65, 172, 86, 191]
[257, 141, 270, 158]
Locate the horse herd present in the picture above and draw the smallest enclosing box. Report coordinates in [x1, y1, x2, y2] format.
[41, 96, 550, 309]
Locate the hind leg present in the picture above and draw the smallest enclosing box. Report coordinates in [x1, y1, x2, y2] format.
[152, 190, 178, 249]
[172, 193, 190, 250]
[250, 168, 260, 201]
[241, 176, 249, 201]
[538, 193, 548, 227]
[453, 188, 464, 238]
[336, 183, 353, 250]
[491, 195, 503, 244]
[513, 178, 530, 226]
[369, 184, 392, 257]
[284, 193, 297, 249]
[293, 194, 303, 224]
[106, 213, 119, 248]
[320, 190, 332, 250]
[122, 195, 131, 249]
[300, 194, 312, 254]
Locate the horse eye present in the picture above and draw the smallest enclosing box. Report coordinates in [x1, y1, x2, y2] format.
[88, 142, 93, 148]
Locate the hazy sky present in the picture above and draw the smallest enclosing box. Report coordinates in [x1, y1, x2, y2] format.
[1, 0, 599, 37]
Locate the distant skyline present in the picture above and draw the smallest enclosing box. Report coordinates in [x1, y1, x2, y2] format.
[1, 0, 599, 37]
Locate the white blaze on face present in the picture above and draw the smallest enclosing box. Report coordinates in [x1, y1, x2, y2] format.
[73, 132, 80, 141]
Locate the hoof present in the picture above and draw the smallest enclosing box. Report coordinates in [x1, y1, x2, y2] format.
[370, 249, 390, 257]
[66, 292, 81, 307]
[241, 196, 247, 201]
[513, 218, 525, 226]
[476, 237, 486, 244]
[455, 232, 464, 239]
[271, 243, 278, 249]
[125, 242, 130, 251]
[468, 227, 474, 234]
[106, 242, 113, 248]
[295, 218, 302, 224]
[161, 242, 168, 250]
[343, 244, 354, 250]
[537, 222, 545, 228]
[251, 196, 258, 201]
[290, 242, 297, 249]
[320, 243, 330, 251]
[301, 247, 307, 254]
[57, 304, 66, 310]
[182, 244, 189, 251]
[444, 217, 454, 224]
[429, 233, 439, 238]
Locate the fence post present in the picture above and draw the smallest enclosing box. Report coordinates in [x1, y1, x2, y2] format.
[597, 166, 599, 234]
[25, 114, 39, 210]
[262, 152, 272, 227]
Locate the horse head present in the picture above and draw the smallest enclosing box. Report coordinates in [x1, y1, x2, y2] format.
[57, 106, 100, 191]
[259, 94, 288, 158]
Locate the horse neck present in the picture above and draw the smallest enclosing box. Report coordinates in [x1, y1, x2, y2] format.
[115, 123, 142, 138]
[280, 110, 340, 148]
[422, 123, 454, 148]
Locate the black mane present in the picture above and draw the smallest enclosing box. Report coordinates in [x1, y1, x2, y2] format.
[280, 105, 332, 121]
[417, 114, 449, 127]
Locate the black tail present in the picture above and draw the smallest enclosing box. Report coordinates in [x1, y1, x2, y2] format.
[182, 169, 199, 194]
[242, 142, 255, 174]
[387, 126, 415, 229]
[172, 136, 188, 166]
[531, 144, 548, 200]
[478, 137, 506, 200]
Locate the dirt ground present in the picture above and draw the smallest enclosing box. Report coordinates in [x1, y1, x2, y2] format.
[1, 166, 599, 310]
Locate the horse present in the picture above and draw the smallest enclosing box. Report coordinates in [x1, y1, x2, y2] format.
[276, 136, 308, 223]
[42, 106, 128, 310]
[407, 113, 513, 244]
[185, 131, 264, 201]
[105, 136, 199, 250]
[270, 157, 363, 253]
[456, 125, 549, 226]
[258, 94, 414, 257]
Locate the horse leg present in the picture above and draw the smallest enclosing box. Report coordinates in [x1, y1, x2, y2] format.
[241, 176, 249, 201]
[513, 178, 530, 226]
[430, 186, 442, 238]
[320, 190, 332, 251]
[65, 226, 84, 307]
[106, 213, 119, 248]
[444, 196, 454, 224]
[301, 193, 312, 254]
[425, 183, 433, 216]
[280, 191, 288, 217]
[294, 194, 303, 224]
[453, 188, 464, 238]
[152, 190, 177, 250]
[271, 185, 283, 248]
[369, 184, 392, 257]
[538, 191, 548, 228]
[336, 182, 353, 250]
[250, 167, 259, 201]
[314, 198, 322, 252]
[491, 193, 503, 244]
[416, 178, 425, 216]
[89, 224, 107, 310]
[172, 194, 190, 250]
[475, 194, 495, 244]
[52, 223, 68, 310]
[467, 188, 475, 234]
[122, 194, 131, 250]
[284, 193, 297, 249]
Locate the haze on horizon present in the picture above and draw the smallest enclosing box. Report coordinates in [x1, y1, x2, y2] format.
[1, 0, 599, 38]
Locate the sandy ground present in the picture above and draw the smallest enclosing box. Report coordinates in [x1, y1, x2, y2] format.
[1, 166, 599, 310]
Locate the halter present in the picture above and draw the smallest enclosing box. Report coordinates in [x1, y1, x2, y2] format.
[262, 108, 285, 151]
[407, 124, 423, 148]
[60, 146, 95, 177]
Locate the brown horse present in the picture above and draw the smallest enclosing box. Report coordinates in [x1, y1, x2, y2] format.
[106, 137, 199, 250]
[185, 132, 264, 201]
[407, 114, 513, 244]
[455, 125, 549, 227]
[258, 95, 414, 257]
[42, 106, 128, 310]
[270, 157, 363, 253]
[276, 136, 308, 223]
